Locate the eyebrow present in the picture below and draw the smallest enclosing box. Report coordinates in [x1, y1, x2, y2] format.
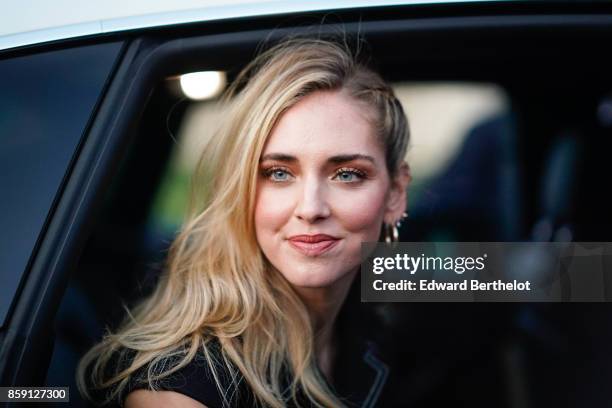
[260, 153, 376, 165]
[328, 154, 376, 165]
[260, 153, 297, 163]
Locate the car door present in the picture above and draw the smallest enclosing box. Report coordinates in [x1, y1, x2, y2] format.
[0, 40, 126, 392]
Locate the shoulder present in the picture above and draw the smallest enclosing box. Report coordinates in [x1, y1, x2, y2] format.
[117, 342, 246, 408]
[125, 389, 208, 408]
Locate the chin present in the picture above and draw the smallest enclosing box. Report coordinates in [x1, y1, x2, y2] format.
[282, 264, 356, 289]
[289, 276, 340, 289]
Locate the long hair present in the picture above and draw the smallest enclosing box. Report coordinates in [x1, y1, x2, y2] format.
[77, 36, 410, 407]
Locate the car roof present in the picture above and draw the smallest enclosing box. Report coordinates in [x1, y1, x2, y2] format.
[0, 0, 498, 51]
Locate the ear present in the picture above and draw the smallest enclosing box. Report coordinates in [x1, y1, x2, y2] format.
[384, 162, 411, 224]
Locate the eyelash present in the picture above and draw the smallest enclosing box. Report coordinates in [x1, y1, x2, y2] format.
[333, 167, 367, 182]
[260, 166, 367, 183]
[261, 166, 293, 182]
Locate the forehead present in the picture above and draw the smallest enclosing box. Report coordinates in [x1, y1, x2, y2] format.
[263, 90, 383, 159]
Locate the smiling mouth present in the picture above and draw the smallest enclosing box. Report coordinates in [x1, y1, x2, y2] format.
[287, 235, 340, 257]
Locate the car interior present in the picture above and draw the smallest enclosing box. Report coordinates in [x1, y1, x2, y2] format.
[8, 2, 610, 407]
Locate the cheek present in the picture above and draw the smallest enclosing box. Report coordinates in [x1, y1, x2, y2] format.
[333, 186, 387, 238]
[254, 186, 293, 236]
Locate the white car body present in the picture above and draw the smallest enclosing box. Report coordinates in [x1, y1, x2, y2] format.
[1, 0, 494, 51]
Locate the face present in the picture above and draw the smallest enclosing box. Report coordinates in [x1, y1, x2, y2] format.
[254, 90, 405, 289]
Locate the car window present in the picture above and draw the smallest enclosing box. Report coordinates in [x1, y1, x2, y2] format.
[0, 41, 123, 328]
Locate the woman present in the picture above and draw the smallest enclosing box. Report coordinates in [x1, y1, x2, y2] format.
[77, 36, 411, 408]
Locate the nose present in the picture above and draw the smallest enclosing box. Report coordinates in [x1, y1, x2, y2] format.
[294, 175, 331, 223]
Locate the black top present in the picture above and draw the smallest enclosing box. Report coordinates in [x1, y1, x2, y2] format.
[103, 280, 391, 408]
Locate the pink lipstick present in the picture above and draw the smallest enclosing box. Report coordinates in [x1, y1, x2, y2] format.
[287, 234, 340, 256]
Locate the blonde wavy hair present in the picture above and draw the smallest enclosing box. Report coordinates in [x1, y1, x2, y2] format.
[77, 36, 409, 407]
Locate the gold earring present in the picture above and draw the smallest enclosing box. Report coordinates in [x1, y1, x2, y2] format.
[385, 212, 408, 243]
[395, 212, 409, 228]
[384, 223, 399, 243]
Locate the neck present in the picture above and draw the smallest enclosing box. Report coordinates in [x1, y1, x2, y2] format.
[292, 268, 357, 382]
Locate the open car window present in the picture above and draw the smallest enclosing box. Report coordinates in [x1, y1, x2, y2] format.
[56, 14, 612, 405]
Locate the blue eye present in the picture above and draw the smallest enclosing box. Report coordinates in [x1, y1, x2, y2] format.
[338, 171, 356, 181]
[262, 167, 293, 182]
[271, 169, 289, 181]
[334, 168, 365, 183]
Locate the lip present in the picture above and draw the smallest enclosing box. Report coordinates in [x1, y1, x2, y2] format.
[287, 234, 341, 256]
